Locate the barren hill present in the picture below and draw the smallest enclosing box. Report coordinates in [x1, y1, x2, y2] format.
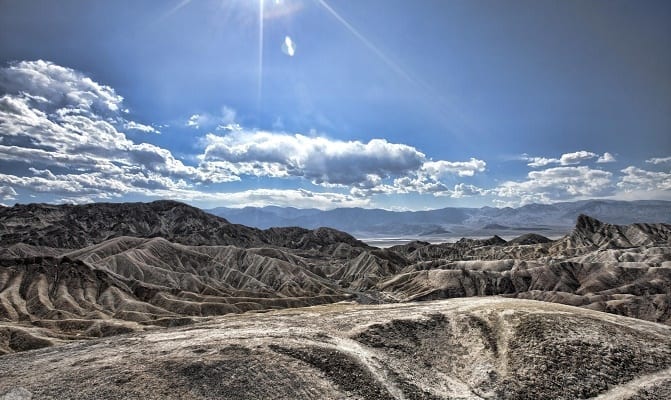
[1, 298, 670, 399]
[0, 200, 369, 250]
[1, 201, 671, 361]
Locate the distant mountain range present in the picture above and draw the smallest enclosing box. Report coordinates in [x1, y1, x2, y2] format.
[208, 199, 671, 238]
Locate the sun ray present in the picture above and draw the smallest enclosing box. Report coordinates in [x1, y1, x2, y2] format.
[316, 0, 469, 134]
[316, 0, 414, 85]
[257, 0, 265, 117]
[154, 0, 193, 24]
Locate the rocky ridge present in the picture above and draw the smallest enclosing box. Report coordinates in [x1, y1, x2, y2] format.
[0, 200, 369, 251]
[0, 202, 670, 356]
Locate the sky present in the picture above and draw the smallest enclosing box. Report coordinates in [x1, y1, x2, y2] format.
[0, 0, 669, 210]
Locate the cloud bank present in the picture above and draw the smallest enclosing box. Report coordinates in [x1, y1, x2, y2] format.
[524, 151, 615, 168]
[0, 60, 489, 208]
[0, 60, 668, 209]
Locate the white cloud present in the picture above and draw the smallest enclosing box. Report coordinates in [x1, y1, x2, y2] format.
[388, 176, 447, 195]
[216, 106, 241, 131]
[28, 167, 56, 180]
[559, 151, 597, 165]
[186, 113, 203, 128]
[187, 106, 240, 131]
[0, 60, 210, 201]
[4, 60, 668, 210]
[216, 123, 242, 132]
[0, 60, 492, 208]
[596, 152, 616, 163]
[0, 144, 122, 172]
[0, 59, 123, 116]
[0, 172, 124, 197]
[449, 183, 490, 198]
[202, 131, 427, 186]
[526, 156, 559, 168]
[0, 167, 194, 202]
[524, 150, 598, 168]
[125, 121, 159, 134]
[0, 61, 201, 182]
[202, 131, 487, 198]
[495, 166, 613, 205]
[420, 158, 486, 178]
[196, 188, 368, 209]
[646, 156, 671, 165]
[56, 195, 98, 205]
[618, 166, 671, 192]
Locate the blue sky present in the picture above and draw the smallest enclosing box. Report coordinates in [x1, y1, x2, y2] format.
[0, 0, 669, 209]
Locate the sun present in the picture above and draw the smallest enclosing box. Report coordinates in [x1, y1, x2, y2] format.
[160, 0, 303, 114]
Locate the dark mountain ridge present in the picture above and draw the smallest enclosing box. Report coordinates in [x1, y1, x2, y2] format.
[0, 200, 369, 251]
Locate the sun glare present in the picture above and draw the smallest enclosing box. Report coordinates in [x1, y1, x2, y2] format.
[282, 36, 296, 56]
[257, 0, 265, 114]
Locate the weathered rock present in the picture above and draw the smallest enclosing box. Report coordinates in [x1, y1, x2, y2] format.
[1, 298, 670, 399]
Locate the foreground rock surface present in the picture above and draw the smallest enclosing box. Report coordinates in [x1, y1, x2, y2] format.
[1, 297, 670, 400]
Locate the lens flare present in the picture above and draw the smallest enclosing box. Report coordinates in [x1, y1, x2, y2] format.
[282, 36, 296, 56]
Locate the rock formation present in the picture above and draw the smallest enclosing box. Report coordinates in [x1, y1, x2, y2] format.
[0, 201, 670, 362]
[1, 298, 670, 399]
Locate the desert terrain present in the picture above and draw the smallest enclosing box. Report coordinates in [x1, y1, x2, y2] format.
[2, 298, 671, 399]
[1, 200, 670, 399]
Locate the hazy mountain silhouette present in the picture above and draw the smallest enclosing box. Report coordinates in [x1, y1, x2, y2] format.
[209, 200, 671, 237]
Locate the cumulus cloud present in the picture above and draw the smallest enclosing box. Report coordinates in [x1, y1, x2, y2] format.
[0, 59, 123, 116]
[4, 168, 188, 195]
[0, 61, 193, 176]
[0, 60, 492, 206]
[186, 114, 203, 128]
[202, 131, 427, 186]
[195, 188, 368, 209]
[420, 158, 486, 178]
[524, 150, 599, 168]
[125, 121, 159, 134]
[202, 131, 487, 198]
[646, 156, 671, 165]
[450, 183, 490, 198]
[526, 157, 559, 168]
[388, 176, 448, 195]
[597, 152, 616, 163]
[0, 60, 212, 203]
[495, 166, 613, 205]
[5, 61, 669, 209]
[559, 151, 597, 165]
[618, 166, 671, 192]
[0, 90, 201, 179]
[187, 106, 240, 131]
